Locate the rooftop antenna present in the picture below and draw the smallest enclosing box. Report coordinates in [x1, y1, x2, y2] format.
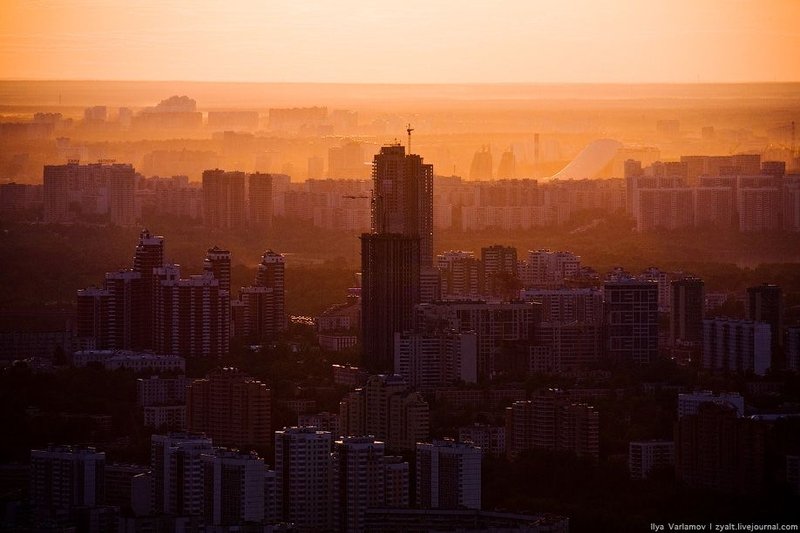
[406, 123, 414, 154]
[792, 121, 796, 158]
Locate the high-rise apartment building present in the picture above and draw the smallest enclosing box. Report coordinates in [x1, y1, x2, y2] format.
[203, 246, 231, 295]
[186, 367, 271, 450]
[505, 392, 599, 460]
[248, 172, 273, 227]
[437, 251, 481, 298]
[133, 229, 164, 348]
[416, 440, 481, 510]
[394, 330, 478, 389]
[107, 165, 137, 226]
[254, 250, 286, 329]
[675, 403, 766, 494]
[629, 441, 675, 480]
[415, 301, 538, 380]
[151, 433, 213, 516]
[274, 427, 335, 530]
[333, 437, 389, 533]
[30, 446, 105, 518]
[76, 230, 163, 351]
[670, 278, 705, 346]
[702, 318, 771, 375]
[43, 161, 136, 225]
[153, 266, 230, 358]
[604, 279, 659, 365]
[747, 284, 783, 351]
[677, 391, 745, 418]
[201, 449, 266, 526]
[522, 288, 603, 371]
[481, 245, 518, 298]
[524, 250, 581, 287]
[361, 374, 430, 451]
[235, 249, 286, 342]
[202, 169, 246, 229]
[103, 269, 147, 350]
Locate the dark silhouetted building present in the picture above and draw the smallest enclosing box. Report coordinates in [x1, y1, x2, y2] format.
[248, 172, 273, 227]
[203, 246, 231, 295]
[187, 367, 271, 450]
[361, 234, 420, 373]
[670, 277, 705, 346]
[675, 403, 767, 494]
[747, 284, 783, 351]
[604, 279, 659, 365]
[481, 245, 518, 298]
[202, 169, 246, 230]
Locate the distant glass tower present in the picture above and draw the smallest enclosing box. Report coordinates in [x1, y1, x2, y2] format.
[371, 144, 434, 267]
[361, 233, 420, 372]
[362, 144, 434, 373]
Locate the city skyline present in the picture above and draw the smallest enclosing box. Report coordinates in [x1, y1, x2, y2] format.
[2, 2, 800, 531]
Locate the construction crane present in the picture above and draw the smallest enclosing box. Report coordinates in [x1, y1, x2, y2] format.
[407, 123, 414, 153]
[342, 195, 369, 199]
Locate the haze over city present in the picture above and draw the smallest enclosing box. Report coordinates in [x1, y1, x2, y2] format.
[1, 2, 800, 533]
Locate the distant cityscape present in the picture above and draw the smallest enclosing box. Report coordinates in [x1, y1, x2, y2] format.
[1, 89, 800, 533]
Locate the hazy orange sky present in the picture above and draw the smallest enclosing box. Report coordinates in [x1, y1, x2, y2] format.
[1, 0, 798, 84]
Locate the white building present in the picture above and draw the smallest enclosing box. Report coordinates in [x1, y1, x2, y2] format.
[394, 330, 478, 389]
[72, 350, 186, 373]
[30, 446, 105, 516]
[150, 433, 213, 516]
[458, 424, 506, 456]
[628, 440, 675, 480]
[524, 250, 581, 287]
[677, 391, 745, 418]
[333, 437, 388, 533]
[274, 427, 334, 530]
[702, 319, 771, 375]
[136, 375, 190, 407]
[416, 440, 481, 510]
[201, 449, 266, 526]
[143, 405, 186, 429]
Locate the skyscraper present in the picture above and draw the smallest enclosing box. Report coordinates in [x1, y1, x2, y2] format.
[670, 277, 705, 346]
[362, 143, 434, 373]
[370, 144, 434, 266]
[361, 234, 420, 372]
[133, 229, 164, 349]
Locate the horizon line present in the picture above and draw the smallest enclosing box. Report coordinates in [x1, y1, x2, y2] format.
[2, 78, 800, 86]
